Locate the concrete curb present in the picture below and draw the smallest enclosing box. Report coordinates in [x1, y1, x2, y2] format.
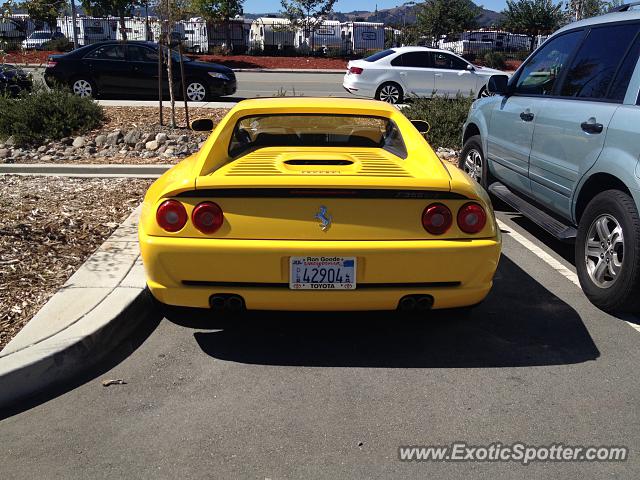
[0, 206, 155, 408]
[0, 163, 171, 178]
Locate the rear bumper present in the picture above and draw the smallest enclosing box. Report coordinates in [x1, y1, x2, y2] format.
[342, 76, 376, 99]
[140, 234, 501, 311]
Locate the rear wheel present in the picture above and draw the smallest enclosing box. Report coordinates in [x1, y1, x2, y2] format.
[71, 77, 96, 98]
[375, 82, 403, 104]
[575, 190, 640, 313]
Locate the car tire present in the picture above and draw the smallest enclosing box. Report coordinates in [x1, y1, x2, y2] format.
[477, 86, 490, 98]
[375, 82, 403, 104]
[459, 135, 490, 189]
[185, 79, 209, 102]
[575, 189, 640, 313]
[71, 77, 96, 98]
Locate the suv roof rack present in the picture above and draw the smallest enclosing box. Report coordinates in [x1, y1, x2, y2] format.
[609, 1, 640, 12]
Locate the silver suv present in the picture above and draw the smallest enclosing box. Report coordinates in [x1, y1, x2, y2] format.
[461, 3, 640, 313]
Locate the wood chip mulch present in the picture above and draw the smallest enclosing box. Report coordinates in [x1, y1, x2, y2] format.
[0, 176, 153, 351]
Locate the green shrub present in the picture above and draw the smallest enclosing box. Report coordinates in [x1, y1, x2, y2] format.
[0, 85, 105, 147]
[483, 51, 507, 70]
[402, 95, 474, 150]
[43, 37, 73, 52]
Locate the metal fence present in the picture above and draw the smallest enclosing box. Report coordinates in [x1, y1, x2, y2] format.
[2, 15, 537, 64]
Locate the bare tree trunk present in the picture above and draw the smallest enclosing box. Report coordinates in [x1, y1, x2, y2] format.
[165, 0, 176, 128]
[224, 20, 231, 54]
[158, 35, 164, 126]
[119, 13, 127, 41]
[178, 42, 190, 128]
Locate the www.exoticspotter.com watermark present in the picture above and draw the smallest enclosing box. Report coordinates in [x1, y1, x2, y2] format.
[398, 443, 628, 465]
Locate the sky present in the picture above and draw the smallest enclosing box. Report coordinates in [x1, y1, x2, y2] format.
[243, 0, 510, 14]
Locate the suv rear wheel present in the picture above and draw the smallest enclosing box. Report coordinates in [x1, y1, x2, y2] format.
[576, 190, 640, 313]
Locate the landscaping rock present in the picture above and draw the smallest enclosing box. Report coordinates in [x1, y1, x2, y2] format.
[5, 136, 16, 146]
[105, 131, 122, 146]
[141, 133, 155, 143]
[95, 134, 107, 147]
[145, 140, 159, 151]
[124, 130, 140, 146]
[72, 136, 86, 149]
[134, 142, 145, 151]
[60, 137, 73, 146]
[41, 155, 54, 162]
[37, 145, 47, 153]
[0, 148, 9, 159]
[155, 132, 168, 144]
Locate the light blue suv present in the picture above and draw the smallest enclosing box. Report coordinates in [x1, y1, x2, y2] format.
[461, 3, 640, 313]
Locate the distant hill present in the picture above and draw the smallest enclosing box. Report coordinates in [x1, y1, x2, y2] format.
[244, 1, 504, 28]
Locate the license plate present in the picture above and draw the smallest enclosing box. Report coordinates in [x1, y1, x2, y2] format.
[289, 256, 356, 290]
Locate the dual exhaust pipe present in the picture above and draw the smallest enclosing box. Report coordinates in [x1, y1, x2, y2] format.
[210, 294, 245, 313]
[398, 295, 434, 312]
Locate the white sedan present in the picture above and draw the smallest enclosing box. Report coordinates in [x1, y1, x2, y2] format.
[343, 46, 508, 104]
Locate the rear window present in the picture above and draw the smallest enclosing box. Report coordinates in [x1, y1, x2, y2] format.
[363, 49, 395, 62]
[228, 114, 407, 158]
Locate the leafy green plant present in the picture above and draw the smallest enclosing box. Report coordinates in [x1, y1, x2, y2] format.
[484, 51, 507, 70]
[402, 95, 474, 150]
[43, 36, 73, 52]
[0, 84, 105, 146]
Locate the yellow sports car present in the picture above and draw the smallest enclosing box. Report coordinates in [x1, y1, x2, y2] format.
[139, 98, 501, 312]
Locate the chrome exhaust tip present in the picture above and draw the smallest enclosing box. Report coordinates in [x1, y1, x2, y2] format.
[398, 296, 417, 311]
[210, 295, 227, 310]
[226, 295, 245, 312]
[416, 295, 434, 311]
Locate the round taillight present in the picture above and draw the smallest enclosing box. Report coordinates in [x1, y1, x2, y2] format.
[422, 203, 453, 235]
[192, 201, 224, 234]
[156, 200, 187, 232]
[457, 202, 487, 234]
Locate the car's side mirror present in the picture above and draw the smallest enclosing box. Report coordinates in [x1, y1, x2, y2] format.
[411, 120, 430, 134]
[467, 64, 475, 72]
[486, 75, 510, 96]
[191, 118, 215, 131]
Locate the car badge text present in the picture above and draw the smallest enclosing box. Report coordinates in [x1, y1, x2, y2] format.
[314, 206, 332, 232]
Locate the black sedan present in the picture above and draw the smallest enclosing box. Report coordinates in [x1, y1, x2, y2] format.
[0, 64, 33, 96]
[44, 41, 236, 101]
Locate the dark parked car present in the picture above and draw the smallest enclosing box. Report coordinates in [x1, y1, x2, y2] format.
[44, 41, 237, 101]
[0, 64, 33, 96]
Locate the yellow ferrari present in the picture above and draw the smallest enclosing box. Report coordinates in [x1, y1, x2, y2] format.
[139, 98, 501, 312]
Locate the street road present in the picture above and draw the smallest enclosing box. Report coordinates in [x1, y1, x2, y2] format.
[2, 207, 640, 479]
[25, 67, 351, 100]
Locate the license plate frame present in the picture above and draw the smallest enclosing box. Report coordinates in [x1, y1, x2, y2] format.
[289, 256, 356, 290]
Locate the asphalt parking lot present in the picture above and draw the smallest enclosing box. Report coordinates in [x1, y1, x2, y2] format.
[1, 205, 639, 479]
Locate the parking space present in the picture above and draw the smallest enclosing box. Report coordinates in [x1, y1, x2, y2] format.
[1, 205, 639, 478]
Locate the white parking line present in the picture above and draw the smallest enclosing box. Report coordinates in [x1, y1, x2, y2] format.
[497, 219, 640, 334]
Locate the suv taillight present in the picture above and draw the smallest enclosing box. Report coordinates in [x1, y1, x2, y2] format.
[457, 203, 487, 234]
[349, 66, 363, 75]
[422, 203, 452, 235]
